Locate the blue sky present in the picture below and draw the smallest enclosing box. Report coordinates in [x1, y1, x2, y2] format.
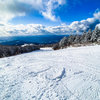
[0, 0, 100, 36]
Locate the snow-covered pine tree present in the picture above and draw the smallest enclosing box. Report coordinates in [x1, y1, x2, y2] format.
[90, 26, 99, 42]
[96, 26, 100, 43]
[73, 34, 81, 43]
[84, 29, 92, 43]
[59, 36, 68, 48]
[80, 30, 86, 43]
[68, 35, 74, 44]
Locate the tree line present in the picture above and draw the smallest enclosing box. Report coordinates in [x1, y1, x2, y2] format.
[53, 26, 100, 50]
[0, 44, 40, 58]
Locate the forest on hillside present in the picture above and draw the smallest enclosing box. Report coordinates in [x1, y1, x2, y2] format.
[53, 26, 100, 50]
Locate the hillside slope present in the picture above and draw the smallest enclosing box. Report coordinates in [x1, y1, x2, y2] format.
[0, 45, 100, 100]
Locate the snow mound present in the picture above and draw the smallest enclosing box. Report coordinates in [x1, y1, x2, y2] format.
[0, 45, 100, 100]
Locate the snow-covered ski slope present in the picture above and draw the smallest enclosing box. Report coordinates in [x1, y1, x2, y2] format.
[0, 45, 100, 100]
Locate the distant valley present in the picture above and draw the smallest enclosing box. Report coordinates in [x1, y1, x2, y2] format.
[0, 35, 69, 46]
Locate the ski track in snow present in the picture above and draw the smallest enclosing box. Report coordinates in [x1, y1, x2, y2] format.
[0, 46, 100, 100]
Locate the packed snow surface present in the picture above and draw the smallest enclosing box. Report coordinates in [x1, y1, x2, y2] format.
[0, 45, 100, 100]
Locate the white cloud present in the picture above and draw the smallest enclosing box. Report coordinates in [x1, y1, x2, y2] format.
[0, 0, 66, 22]
[18, 0, 44, 11]
[94, 11, 100, 21]
[42, 11, 56, 21]
[0, 21, 79, 36]
[0, 0, 27, 22]
[96, 23, 100, 29]
[41, 0, 66, 21]
[68, 10, 100, 32]
[0, 10, 100, 36]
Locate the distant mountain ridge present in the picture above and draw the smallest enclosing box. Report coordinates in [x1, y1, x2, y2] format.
[0, 35, 69, 46]
[0, 40, 39, 46]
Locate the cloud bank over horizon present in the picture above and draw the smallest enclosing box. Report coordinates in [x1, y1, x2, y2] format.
[0, 0, 100, 36]
[0, 10, 100, 36]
